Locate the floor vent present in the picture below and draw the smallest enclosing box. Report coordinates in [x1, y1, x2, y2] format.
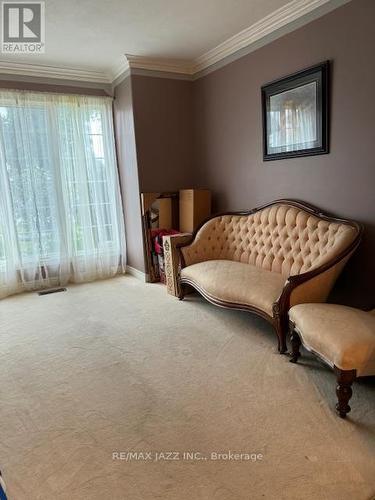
[38, 287, 67, 296]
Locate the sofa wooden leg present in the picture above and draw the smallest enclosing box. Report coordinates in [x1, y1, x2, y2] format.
[334, 366, 356, 418]
[289, 322, 301, 363]
[278, 319, 289, 354]
[274, 316, 287, 354]
[178, 284, 185, 301]
[278, 337, 288, 354]
[273, 304, 288, 354]
[275, 323, 288, 354]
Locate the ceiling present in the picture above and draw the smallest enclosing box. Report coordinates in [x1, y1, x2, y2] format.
[0, 0, 349, 83]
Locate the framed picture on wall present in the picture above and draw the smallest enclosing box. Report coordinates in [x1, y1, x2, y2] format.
[261, 61, 329, 161]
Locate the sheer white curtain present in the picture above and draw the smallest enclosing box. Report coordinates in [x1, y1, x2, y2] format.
[0, 89, 126, 299]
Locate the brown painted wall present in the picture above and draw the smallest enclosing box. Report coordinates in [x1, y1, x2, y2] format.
[113, 77, 146, 273]
[113, 74, 196, 273]
[131, 75, 194, 192]
[192, 0, 375, 307]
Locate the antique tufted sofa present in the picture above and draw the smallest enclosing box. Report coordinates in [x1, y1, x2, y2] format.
[174, 200, 362, 353]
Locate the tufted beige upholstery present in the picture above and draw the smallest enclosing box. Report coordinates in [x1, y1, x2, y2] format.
[178, 201, 361, 353]
[289, 304, 375, 376]
[181, 204, 357, 278]
[181, 260, 286, 316]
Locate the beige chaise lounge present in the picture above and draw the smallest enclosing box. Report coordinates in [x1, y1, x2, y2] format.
[289, 304, 375, 417]
[174, 200, 362, 353]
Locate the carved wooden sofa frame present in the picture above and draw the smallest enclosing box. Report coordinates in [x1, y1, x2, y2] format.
[172, 200, 362, 354]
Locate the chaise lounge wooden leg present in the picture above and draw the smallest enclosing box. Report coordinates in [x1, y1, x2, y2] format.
[334, 366, 356, 418]
[289, 321, 301, 363]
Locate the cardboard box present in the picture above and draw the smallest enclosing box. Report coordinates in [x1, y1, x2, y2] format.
[179, 189, 211, 233]
[157, 198, 172, 229]
[140, 192, 177, 230]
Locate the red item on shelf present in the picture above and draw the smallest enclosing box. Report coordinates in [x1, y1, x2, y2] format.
[151, 229, 179, 255]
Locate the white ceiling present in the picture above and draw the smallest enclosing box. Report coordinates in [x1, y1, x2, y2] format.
[0, 0, 349, 83]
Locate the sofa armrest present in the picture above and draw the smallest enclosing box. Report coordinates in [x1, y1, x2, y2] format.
[163, 233, 192, 296]
[288, 255, 351, 306]
[277, 249, 355, 312]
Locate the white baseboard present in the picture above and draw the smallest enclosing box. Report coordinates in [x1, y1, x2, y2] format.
[126, 265, 147, 282]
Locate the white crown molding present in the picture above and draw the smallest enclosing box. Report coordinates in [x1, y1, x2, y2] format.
[0, 0, 350, 85]
[114, 0, 348, 81]
[110, 59, 130, 82]
[0, 60, 112, 84]
[125, 54, 193, 76]
[191, 0, 348, 74]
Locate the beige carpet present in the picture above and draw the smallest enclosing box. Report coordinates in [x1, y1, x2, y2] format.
[0, 276, 374, 500]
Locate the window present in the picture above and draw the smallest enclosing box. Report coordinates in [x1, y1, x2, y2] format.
[0, 90, 126, 298]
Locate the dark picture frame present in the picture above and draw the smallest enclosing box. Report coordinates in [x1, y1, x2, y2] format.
[261, 61, 329, 161]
